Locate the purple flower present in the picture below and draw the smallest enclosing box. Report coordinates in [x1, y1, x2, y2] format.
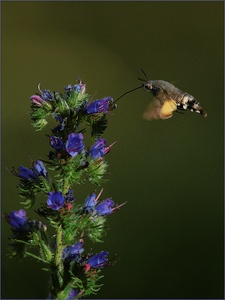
[8, 209, 27, 229]
[89, 138, 107, 159]
[50, 136, 64, 150]
[18, 166, 39, 180]
[95, 199, 115, 215]
[82, 190, 127, 216]
[64, 81, 86, 94]
[66, 133, 84, 157]
[73, 82, 86, 94]
[53, 116, 67, 133]
[83, 189, 103, 213]
[84, 193, 97, 213]
[64, 84, 73, 91]
[62, 241, 84, 260]
[65, 189, 76, 202]
[30, 95, 47, 107]
[88, 251, 109, 268]
[37, 84, 53, 101]
[55, 115, 64, 123]
[47, 191, 65, 210]
[87, 97, 112, 114]
[95, 199, 127, 216]
[12, 163, 47, 181]
[66, 289, 79, 300]
[89, 139, 116, 160]
[33, 160, 47, 177]
[41, 89, 52, 101]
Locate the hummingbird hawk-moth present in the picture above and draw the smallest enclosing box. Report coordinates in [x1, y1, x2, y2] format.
[115, 70, 207, 120]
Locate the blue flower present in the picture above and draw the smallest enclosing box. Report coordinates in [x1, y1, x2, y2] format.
[33, 160, 47, 177]
[83, 189, 104, 213]
[66, 289, 79, 300]
[8, 209, 27, 230]
[66, 133, 84, 157]
[95, 199, 115, 215]
[53, 116, 67, 133]
[73, 82, 86, 94]
[12, 163, 48, 181]
[89, 139, 116, 160]
[65, 189, 76, 202]
[82, 190, 127, 216]
[47, 191, 65, 210]
[55, 115, 64, 123]
[64, 84, 73, 92]
[89, 138, 107, 159]
[41, 89, 52, 101]
[87, 97, 112, 114]
[84, 193, 97, 213]
[18, 166, 39, 181]
[36, 84, 53, 101]
[62, 241, 84, 260]
[64, 81, 86, 94]
[88, 251, 109, 268]
[50, 136, 64, 150]
[95, 198, 127, 216]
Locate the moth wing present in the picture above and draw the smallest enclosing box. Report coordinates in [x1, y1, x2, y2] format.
[143, 98, 162, 120]
[143, 97, 177, 121]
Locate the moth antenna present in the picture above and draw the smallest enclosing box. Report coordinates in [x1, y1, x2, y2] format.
[114, 85, 142, 103]
[138, 77, 147, 82]
[141, 68, 149, 81]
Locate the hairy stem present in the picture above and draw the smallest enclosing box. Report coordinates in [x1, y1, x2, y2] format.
[50, 224, 64, 298]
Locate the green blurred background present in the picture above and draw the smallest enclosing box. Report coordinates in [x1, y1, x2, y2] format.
[1, 1, 224, 299]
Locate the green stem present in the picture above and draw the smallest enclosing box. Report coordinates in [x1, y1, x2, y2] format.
[55, 224, 63, 267]
[50, 224, 64, 297]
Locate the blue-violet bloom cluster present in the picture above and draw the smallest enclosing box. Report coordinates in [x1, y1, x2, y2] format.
[4, 79, 125, 300]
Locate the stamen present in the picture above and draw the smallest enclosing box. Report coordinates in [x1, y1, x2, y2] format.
[37, 83, 42, 94]
[95, 188, 104, 203]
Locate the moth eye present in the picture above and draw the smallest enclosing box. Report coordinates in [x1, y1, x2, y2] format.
[143, 83, 152, 90]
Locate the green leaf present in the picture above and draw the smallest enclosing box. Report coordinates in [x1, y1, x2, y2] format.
[67, 91, 89, 110]
[87, 159, 108, 185]
[89, 114, 108, 138]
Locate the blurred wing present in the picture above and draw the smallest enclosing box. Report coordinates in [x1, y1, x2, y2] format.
[143, 98, 177, 120]
[143, 98, 162, 120]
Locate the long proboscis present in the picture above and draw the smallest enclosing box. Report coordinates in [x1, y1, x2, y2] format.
[114, 68, 149, 103]
[114, 85, 143, 104]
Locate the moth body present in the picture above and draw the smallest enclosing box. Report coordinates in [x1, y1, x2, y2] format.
[142, 80, 207, 120]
